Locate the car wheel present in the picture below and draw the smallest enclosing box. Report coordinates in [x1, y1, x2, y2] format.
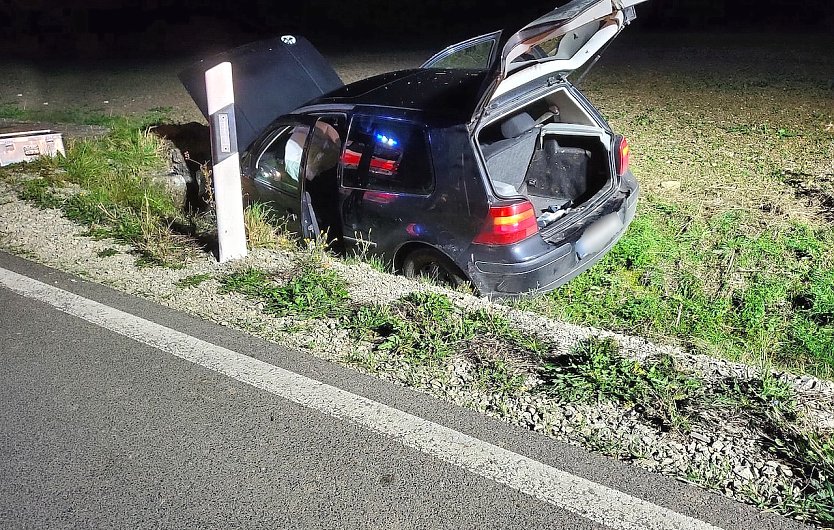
[402, 248, 466, 288]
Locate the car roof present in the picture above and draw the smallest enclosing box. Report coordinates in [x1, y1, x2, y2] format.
[308, 68, 489, 123]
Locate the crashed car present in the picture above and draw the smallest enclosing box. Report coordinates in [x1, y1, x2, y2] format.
[181, 0, 646, 297]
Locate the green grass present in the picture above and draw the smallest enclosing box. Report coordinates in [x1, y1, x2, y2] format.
[472, 356, 527, 395]
[0, 103, 112, 126]
[343, 230, 391, 273]
[346, 293, 472, 365]
[515, 203, 834, 379]
[535, 336, 832, 524]
[175, 273, 213, 288]
[242, 202, 297, 251]
[18, 176, 63, 209]
[343, 253, 389, 273]
[539, 337, 703, 431]
[708, 369, 796, 416]
[96, 247, 119, 258]
[0, 102, 173, 129]
[220, 253, 350, 319]
[221, 273, 536, 394]
[346, 292, 544, 373]
[0, 115, 193, 267]
[761, 415, 834, 524]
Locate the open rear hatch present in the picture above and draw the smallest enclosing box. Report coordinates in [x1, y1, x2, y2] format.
[483, 0, 646, 110]
[468, 0, 644, 232]
[179, 35, 343, 151]
[421, 0, 646, 111]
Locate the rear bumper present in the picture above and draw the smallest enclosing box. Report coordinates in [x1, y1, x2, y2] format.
[468, 178, 639, 298]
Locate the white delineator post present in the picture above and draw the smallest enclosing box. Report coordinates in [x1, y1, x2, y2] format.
[205, 62, 247, 263]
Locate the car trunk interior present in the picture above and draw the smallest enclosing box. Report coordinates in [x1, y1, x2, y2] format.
[477, 87, 614, 228]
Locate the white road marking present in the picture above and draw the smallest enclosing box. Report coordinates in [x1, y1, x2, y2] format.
[0, 266, 725, 530]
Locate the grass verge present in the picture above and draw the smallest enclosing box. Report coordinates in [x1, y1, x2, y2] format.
[346, 292, 543, 374]
[0, 115, 195, 267]
[515, 203, 834, 379]
[175, 273, 213, 288]
[243, 202, 296, 251]
[539, 337, 702, 432]
[0, 103, 172, 128]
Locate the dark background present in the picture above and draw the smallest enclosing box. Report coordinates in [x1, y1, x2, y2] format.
[1, 0, 833, 59]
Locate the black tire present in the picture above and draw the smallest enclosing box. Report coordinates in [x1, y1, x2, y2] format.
[401, 248, 467, 288]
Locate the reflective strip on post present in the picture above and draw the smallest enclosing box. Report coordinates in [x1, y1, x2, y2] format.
[205, 62, 247, 263]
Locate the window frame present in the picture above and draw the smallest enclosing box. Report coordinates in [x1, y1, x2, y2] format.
[421, 30, 502, 71]
[252, 124, 312, 196]
[304, 113, 349, 183]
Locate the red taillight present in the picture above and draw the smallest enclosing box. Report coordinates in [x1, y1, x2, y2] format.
[473, 201, 539, 245]
[617, 136, 630, 177]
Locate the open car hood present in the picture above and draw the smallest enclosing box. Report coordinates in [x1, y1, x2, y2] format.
[179, 35, 343, 151]
[486, 0, 646, 107]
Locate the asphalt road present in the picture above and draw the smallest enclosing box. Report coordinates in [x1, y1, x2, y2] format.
[0, 252, 811, 530]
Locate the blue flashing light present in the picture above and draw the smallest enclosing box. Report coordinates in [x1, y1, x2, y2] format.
[375, 133, 398, 147]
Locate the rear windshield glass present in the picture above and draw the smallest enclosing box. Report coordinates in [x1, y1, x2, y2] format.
[509, 19, 603, 67]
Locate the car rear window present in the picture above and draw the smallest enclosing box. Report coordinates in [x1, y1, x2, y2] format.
[342, 117, 433, 195]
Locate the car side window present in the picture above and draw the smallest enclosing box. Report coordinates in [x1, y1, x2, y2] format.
[342, 117, 432, 195]
[254, 124, 311, 194]
[305, 118, 345, 182]
[421, 32, 499, 70]
[428, 40, 494, 70]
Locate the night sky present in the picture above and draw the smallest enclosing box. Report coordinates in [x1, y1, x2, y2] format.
[2, 0, 832, 59]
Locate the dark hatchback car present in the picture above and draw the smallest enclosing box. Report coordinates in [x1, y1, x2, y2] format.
[181, 0, 646, 297]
